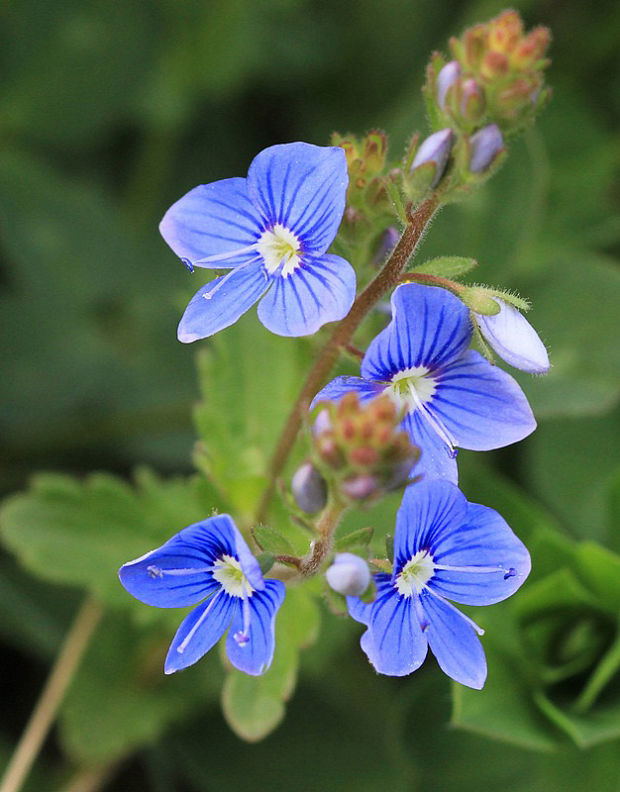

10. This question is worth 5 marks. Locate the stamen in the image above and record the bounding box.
[434,563,515,576]
[233,596,252,647]
[177,588,224,653]
[407,383,458,457]
[412,593,430,632]
[202,254,263,300]
[193,242,259,267]
[147,564,212,578]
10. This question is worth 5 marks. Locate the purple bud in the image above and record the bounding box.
[475,299,550,374]
[411,129,454,188]
[437,60,461,110]
[326,553,371,596]
[291,462,328,514]
[469,124,504,173]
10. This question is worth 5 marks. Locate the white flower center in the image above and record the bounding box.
[384,366,437,410]
[212,555,254,598]
[395,550,435,597]
[256,223,301,277]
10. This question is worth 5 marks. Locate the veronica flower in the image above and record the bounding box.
[160,142,356,341]
[347,479,531,687]
[474,298,550,374]
[119,514,285,675]
[312,284,536,483]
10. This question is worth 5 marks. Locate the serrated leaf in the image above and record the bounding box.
[412,255,478,279]
[221,587,320,741]
[0,470,219,608]
[193,312,308,519]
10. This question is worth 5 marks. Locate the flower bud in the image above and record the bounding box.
[326,553,371,596]
[410,129,453,189]
[459,78,485,123]
[311,393,420,506]
[291,462,328,514]
[475,298,550,374]
[437,60,461,110]
[469,124,504,173]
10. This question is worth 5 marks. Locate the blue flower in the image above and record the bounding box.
[119,514,285,675]
[160,142,356,341]
[312,284,536,483]
[347,479,531,687]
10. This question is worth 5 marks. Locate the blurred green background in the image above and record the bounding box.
[1,0,620,790]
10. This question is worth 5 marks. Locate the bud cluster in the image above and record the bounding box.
[311,393,420,505]
[432,11,551,134]
[331,130,392,222]
[409,11,550,197]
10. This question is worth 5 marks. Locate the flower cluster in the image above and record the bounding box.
[120,12,551,695]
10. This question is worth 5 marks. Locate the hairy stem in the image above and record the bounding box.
[256,195,440,522]
[0,598,103,792]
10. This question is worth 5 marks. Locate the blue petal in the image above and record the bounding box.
[225,581,286,675]
[257,253,355,337]
[361,285,471,381]
[164,590,236,673]
[359,589,428,676]
[177,261,269,342]
[159,178,263,268]
[421,591,487,689]
[118,514,240,607]
[430,501,531,606]
[347,573,392,625]
[401,411,459,484]
[310,376,383,411]
[246,143,348,256]
[393,479,466,572]
[231,524,265,592]
[431,349,536,450]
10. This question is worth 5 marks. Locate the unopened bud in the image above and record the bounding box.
[459,78,485,123]
[475,299,550,374]
[411,129,453,189]
[437,60,461,110]
[469,124,504,173]
[341,474,378,501]
[291,462,328,514]
[326,553,371,596]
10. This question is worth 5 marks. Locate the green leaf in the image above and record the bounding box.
[451,608,560,752]
[524,407,620,545]
[221,586,320,741]
[59,609,222,764]
[515,253,620,418]
[534,690,620,749]
[0,470,219,608]
[193,312,309,520]
[335,525,374,552]
[251,523,295,555]
[412,255,478,279]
